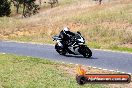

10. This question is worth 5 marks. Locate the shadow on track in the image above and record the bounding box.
[64,54,98,59]
[90,57,98,59]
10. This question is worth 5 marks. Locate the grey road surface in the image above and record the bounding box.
[0,41,132,73]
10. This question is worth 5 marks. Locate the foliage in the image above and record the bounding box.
[0,54,103,88]
[0,0,11,17]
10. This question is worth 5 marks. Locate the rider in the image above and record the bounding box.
[59,27,75,50]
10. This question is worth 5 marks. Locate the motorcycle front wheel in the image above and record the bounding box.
[55,43,67,55]
[79,45,92,58]
[83,48,92,58]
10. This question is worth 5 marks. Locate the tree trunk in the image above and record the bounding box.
[99,0,102,5]
[55,0,58,4]
[10,0,20,13]
[39,0,41,5]
[22,1,26,17]
[16,2,20,13]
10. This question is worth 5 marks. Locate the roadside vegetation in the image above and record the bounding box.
[0,54,131,88]
[0,0,11,17]
[0,0,132,52]
[0,54,104,88]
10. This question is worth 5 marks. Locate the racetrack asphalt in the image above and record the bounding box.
[0,41,132,73]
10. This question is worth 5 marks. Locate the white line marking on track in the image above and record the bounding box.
[66,63,132,74]
[98,68,102,70]
[128,73,132,75]
[62,62,65,64]
[102,69,108,71]
[93,67,97,69]
[116,71,120,73]
[121,72,125,74]
[69,63,73,65]
[109,70,115,72]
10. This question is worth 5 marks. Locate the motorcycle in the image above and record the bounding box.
[52,31,92,58]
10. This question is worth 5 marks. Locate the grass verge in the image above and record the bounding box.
[0,54,104,88]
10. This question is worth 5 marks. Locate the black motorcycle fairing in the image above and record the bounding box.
[55,42,76,55]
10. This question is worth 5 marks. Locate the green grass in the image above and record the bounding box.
[73,4,132,24]
[60,0,80,5]
[0,17,22,30]
[109,45,132,53]
[86,26,131,44]
[0,54,104,88]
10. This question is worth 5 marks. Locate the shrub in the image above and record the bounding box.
[0,0,11,17]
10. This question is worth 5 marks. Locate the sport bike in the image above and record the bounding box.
[52,31,92,58]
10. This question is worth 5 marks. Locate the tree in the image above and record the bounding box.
[39,0,41,5]
[11,0,23,13]
[23,0,40,17]
[0,0,11,17]
[99,0,102,5]
[48,0,59,8]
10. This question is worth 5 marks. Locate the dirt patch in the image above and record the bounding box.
[58,65,119,76]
